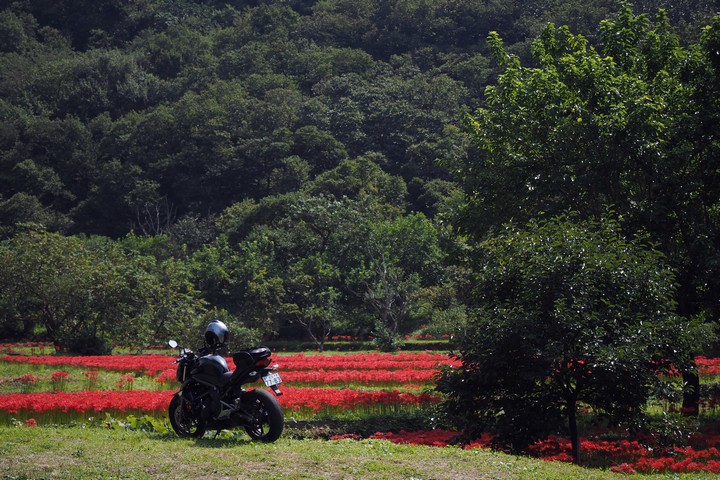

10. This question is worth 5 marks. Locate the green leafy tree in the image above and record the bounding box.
[454,8,720,324]
[235,234,291,336]
[208,193,361,338]
[110,247,207,349]
[347,212,445,350]
[2,115,94,224]
[71,159,161,237]
[0,10,32,54]
[0,193,71,238]
[285,254,340,351]
[0,228,206,351]
[190,229,292,337]
[142,24,214,80]
[305,156,408,212]
[0,229,129,352]
[437,213,709,463]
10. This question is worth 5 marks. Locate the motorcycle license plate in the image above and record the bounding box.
[262,372,282,387]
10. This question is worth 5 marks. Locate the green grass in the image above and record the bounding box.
[0,363,166,394]
[0,425,708,480]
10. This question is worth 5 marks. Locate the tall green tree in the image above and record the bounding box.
[453,6,720,324]
[285,254,340,351]
[0,228,206,351]
[0,229,128,351]
[346,212,445,350]
[437,213,709,463]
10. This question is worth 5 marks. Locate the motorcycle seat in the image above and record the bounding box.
[233,346,271,369]
[248,346,271,360]
[233,351,254,370]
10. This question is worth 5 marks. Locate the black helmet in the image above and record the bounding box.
[204,319,229,347]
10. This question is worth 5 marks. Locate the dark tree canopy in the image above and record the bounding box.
[437,213,709,462]
[454,6,720,323]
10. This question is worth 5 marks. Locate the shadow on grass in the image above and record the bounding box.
[146,430,259,448]
[146,411,438,447]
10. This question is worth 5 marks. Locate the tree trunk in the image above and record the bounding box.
[567,396,580,464]
[682,369,700,416]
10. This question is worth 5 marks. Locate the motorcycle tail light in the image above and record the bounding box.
[255,357,271,368]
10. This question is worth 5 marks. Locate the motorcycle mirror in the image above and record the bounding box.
[168,340,178,349]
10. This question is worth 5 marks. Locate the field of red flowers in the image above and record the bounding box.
[0,348,450,421]
[3,343,720,474]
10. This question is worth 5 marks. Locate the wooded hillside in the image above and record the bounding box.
[1,0,719,352]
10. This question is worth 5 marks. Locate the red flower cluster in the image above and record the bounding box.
[154,369,176,384]
[0,351,458,375]
[279,369,436,385]
[0,342,55,355]
[0,342,52,349]
[528,435,648,462]
[0,351,451,390]
[331,428,720,473]
[367,429,491,449]
[277,387,440,412]
[50,371,69,392]
[0,387,437,416]
[630,450,720,474]
[0,390,173,414]
[19,374,38,385]
[116,374,135,391]
[0,354,175,375]
[528,434,720,473]
[83,371,99,390]
[274,352,459,371]
[50,371,69,381]
[696,356,720,376]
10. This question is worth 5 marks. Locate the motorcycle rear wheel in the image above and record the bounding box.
[169,394,206,438]
[242,389,283,442]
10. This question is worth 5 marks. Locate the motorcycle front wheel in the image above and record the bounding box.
[242,389,284,442]
[169,394,206,438]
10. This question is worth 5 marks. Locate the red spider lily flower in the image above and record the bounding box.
[23,418,38,427]
[19,374,38,385]
[275,387,440,412]
[50,371,69,380]
[116,374,135,390]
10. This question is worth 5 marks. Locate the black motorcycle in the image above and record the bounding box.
[167,335,284,442]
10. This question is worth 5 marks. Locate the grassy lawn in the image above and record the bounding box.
[0,426,713,480]
[3,346,720,477]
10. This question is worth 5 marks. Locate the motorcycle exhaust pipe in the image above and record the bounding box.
[231,411,255,427]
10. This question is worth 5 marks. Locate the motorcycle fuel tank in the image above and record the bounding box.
[191,354,230,385]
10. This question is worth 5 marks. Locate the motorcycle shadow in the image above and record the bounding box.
[149,432,262,448]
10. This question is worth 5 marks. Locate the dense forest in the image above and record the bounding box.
[1,0,719,353]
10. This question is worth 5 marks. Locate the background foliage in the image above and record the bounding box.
[1,0,719,356]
